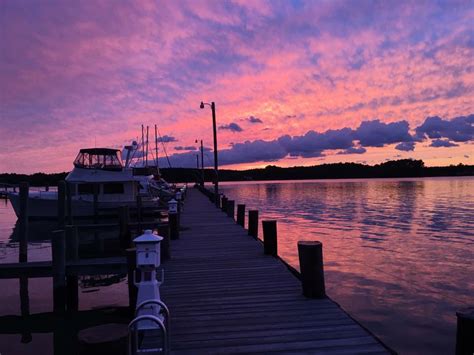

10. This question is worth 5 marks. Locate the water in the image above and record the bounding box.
[0,195,129,354]
[219,177,474,355]
[0,178,473,354]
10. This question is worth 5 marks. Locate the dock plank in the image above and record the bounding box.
[161,189,389,354]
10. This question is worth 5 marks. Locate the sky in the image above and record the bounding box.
[0,0,473,173]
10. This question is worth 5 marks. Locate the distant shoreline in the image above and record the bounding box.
[1,159,473,186]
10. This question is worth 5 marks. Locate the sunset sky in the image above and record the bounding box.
[1,0,473,173]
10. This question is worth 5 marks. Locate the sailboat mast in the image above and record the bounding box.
[141,124,145,167]
[155,124,159,172]
[146,126,149,167]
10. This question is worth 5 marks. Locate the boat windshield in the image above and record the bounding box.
[73,148,123,171]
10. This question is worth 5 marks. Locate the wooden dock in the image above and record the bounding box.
[161,189,390,354]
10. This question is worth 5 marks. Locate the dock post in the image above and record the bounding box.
[19,182,29,263]
[52,230,67,313]
[66,226,79,312]
[126,248,137,314]
[297,241,326,298]
[248,210,259,239]
[226,200,235,220]
[57,181,66,229]
[119,206,131,249]
[262,220,278,257]
[158,224,170,261]
[221,196,228,212]
[456,307,474,355]
[168,199,179,240]
[237,204,245,227]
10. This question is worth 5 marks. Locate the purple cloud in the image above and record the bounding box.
[430,139,459,148]
[220,123,243,132]
[338,147,367,155]
[175,146,196,151]
[248,116,263,123]
[353,120,413,147]
[395,141,416,151]
[415,114,474,142]
[157,135,177,143]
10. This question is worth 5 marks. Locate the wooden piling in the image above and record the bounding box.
[19,182,29,263]
[158,224,170,261]
[456,307,474,355]
[262,220,278,257]
[221,196,228,212]
[226,200,235,220]
[126,248,137,313]
[248,210,259,239]
[297,241,326,299]
[237,204,245,227]
[57,181,66,229]
[169,212,179,240]
[66,226,79,312]
[118,206,131,249]
[52,230,67,313]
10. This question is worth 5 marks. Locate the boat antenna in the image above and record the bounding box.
[146,125,149,167]
[154,124,160,172]
[157,129,172,168]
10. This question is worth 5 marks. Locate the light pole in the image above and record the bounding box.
[200,101,218,205]
[195,139,204,187]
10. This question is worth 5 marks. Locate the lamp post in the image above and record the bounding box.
[200,101,218,205]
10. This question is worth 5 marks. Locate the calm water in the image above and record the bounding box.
[0,195,129,355]
[220,177,474,355]
[0,178,473,354]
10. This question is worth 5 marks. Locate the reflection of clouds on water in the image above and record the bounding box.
[220,177,474,355]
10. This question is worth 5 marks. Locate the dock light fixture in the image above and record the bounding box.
[200,101,219,205]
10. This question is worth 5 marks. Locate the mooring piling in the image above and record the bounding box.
[119,206,131,249]
[456,307,474,355]
[221,195,228,212]
[226,200,235,220]
[126,248,137,314]
[158,224,171,261]
[52,230,66,313]
[65,225,79,312]
[57,181,66,229]
[237,204,245,227]
[19,182,29,263]
[168,199,179,240]
[262,220,278,257]
[298,241,326,299]
[248,210,259,239]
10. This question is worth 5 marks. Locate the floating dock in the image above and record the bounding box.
[161,189,390,354]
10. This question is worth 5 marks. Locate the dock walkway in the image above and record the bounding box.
[161,189,389,354]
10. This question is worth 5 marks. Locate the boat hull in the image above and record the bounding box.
[8,193,159,219]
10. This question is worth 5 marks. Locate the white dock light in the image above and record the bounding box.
[134,229,163,268]
[168,199,178,214]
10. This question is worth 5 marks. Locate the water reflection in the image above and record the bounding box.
[221,177,474,355]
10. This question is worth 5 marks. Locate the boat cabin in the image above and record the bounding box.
[67,148,139,202]
[73,148,123,171]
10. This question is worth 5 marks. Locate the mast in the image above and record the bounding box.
[146,125,149,167]
[154,124,159,173]
[141,124,145,167]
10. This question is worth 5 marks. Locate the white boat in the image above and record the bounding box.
[8,148,164,219]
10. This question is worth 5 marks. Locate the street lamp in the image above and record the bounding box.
[200,101,219,205]
[195,139,204,187]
